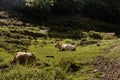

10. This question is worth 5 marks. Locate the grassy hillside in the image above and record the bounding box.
[0,10,49,52]
[0,38,120,80]
[0,7,120,80]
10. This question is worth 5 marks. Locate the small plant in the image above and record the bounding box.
[58,58,80,73]
[58,58,74,70]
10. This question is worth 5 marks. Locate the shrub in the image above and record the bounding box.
[80,40,98,46]
[63,39,73,44]
[58,58,80,73]
[88,31,103,39]
[58,58,74,70]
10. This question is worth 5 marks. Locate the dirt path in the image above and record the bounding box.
[102,43,120,54]
[93,43,120,80]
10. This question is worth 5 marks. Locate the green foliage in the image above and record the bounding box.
[0,66,67,80]
[102,0,120,23]
[81,0,112,21]
[80,40,99,46]
[25,0,54,15]
[0,0,25,8]
[88,31,103,39]
[52,0,75,14]
[1,0,120,24]
[24,0,120,24]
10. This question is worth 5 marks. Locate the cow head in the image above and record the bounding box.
[10,59,16,64]
[55,43,62,49]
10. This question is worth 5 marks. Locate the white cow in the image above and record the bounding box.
[10,52,36,65]
[55,43,76,51]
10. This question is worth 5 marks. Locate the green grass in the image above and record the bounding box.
[27,38,120,79]
[0,66,67,80]
[0,26,48,53]
[0,38,120,80]
[0,48,12,64]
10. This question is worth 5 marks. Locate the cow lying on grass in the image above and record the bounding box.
[55,43,76,51]
[10,52,36,65]
[105,32,116,39]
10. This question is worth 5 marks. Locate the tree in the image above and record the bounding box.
[51,0,86,14]
[81,0,112,21]
[26,0,54,13]
[102,0,120,23]
[0,0,25,7]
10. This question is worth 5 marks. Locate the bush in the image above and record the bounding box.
[58,58,80,73]
[88,31,103,39]
[58,58,74,71]
[63,39,73,44]
[80,40,98,46]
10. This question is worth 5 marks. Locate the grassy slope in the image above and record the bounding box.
[0,10,120,80]
[0,10,48,53]
[28,39,120,79]
[0,38,119,80]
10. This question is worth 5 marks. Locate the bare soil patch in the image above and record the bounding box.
[93,43,120,80]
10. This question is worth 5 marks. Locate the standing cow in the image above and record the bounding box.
[55,43,76,51]
[10,52,36,65]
